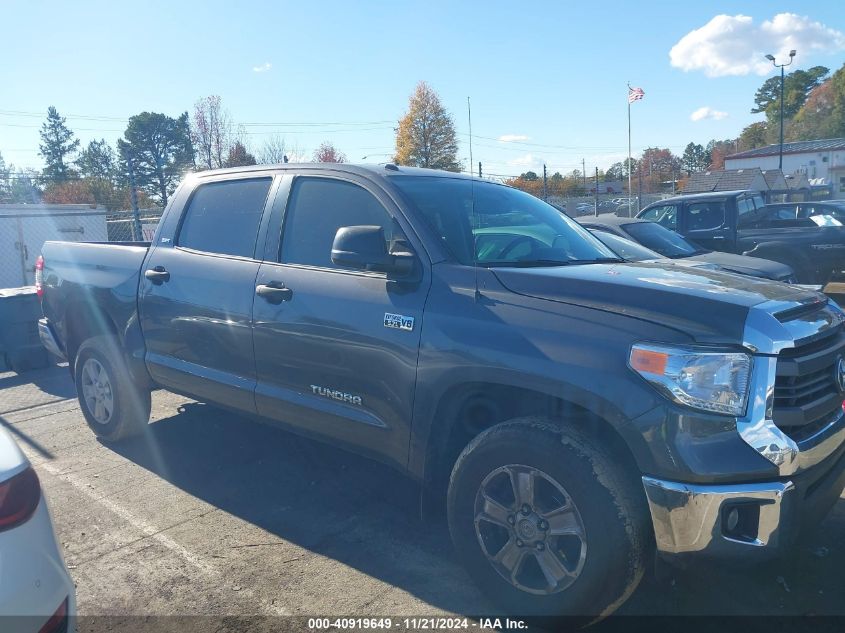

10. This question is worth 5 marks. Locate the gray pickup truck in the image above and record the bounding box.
[38,165,845,617]
[638,190,845,284]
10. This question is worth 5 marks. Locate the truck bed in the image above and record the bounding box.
[39,241,151,362]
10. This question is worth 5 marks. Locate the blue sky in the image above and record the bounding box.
[2,1,844,178]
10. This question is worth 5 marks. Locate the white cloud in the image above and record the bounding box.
[252,62,272,73]
[670,13,845,77]
[690,106,728,121]
[498,134,530,142]
[508,154,538,168]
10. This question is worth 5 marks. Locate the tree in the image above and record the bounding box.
[705,139,738,170]
[788,64,845,141]
[752,66,829,122]
[681,142,709,175]
[0,151,10,202]
[223,141,257,167]
[639,147,680,192]
[191,95,233,170]
[118,112,194,205]
[519,171,539,181]
[77,139,117,181]
[737,122,769,152]
[9,168,42,203]
[41,180,96,205]
[257,135,288,164]
[312,141,347,163]
[394,81,460,171]
[39,106,79,184]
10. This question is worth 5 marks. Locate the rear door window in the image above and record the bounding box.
[686,200,726,231]
[178,178,272,258]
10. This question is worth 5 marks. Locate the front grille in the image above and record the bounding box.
[773,329,845,443]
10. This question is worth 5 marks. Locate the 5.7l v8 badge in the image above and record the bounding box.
[384,312,415,331]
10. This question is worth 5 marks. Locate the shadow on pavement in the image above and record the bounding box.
[107,401,845,618]
[109,402,496,615]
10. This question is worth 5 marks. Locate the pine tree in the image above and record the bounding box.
[39,106,80,184]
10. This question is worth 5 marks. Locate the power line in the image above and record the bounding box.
[0,109,394,127]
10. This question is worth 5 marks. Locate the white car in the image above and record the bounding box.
[0,426,75,633]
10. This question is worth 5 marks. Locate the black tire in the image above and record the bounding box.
[447,417,650,619]
[74,335,151,442]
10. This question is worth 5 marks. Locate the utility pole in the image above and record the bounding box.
[594,167,599,217]
[127,157,141,241]
[478,162,482,178]
[543,164,547,201]
[582,158,587,192]
[637,162,643,212]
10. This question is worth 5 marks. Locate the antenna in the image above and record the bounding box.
[467,96,479,300]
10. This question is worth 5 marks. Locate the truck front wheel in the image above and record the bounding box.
[447,417,650,619]
[74,335,151,442]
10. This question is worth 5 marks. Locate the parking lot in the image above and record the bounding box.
[2,364,845,627]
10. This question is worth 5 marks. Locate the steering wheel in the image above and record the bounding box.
[497,235,538,260]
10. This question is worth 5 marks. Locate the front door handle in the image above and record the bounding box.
[256,282,293,304]
[144,266,170,284]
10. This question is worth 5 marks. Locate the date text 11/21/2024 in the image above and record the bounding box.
[306,618,528,630]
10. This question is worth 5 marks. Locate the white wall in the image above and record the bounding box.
[726,149,845,181]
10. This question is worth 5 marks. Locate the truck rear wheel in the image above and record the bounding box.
[447,417,649,619]
[74,335,151,442]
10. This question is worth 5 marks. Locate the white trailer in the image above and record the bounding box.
[0,204,108,288]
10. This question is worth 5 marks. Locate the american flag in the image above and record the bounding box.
[628,86,645,104]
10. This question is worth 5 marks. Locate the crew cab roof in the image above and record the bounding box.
[650,190,753,206]
[189,163,487,184]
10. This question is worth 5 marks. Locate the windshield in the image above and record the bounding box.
[623,221,701,258]
[392,176,618,266]
[590,230,663,261]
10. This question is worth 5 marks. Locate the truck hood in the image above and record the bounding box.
[492,261,821,344]
[683,251,793,281]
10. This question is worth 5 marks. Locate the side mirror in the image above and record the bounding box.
[331,226,415,276]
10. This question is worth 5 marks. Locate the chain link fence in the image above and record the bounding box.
[546,193,673,219]
[0,204,162,289]
[106,208,163,242]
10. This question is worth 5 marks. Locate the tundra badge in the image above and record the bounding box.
[384,312,415,331]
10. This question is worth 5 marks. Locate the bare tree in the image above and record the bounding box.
[312,141,347,163]
[257,134,287,164]
[191,95,233,170]
[285,141,308,163]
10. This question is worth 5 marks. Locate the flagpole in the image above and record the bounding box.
[627,83,633,218]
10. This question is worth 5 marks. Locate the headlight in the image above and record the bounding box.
[629,344,751,416]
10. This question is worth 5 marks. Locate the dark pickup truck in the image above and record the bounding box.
[38,165,845,617]
[638,190,845,284]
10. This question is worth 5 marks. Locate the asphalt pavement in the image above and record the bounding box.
[1,365,844,627]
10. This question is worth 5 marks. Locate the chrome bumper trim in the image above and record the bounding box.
[38,318,66,360]
[642,476,794,555]
[739,300,845,476]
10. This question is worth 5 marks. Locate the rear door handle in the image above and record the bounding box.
[144,266,170,284]
[256,282,293,304]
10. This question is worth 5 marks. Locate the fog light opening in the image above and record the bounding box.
[721,503,761,542]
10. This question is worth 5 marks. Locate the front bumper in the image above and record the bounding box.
[642,441,845,559]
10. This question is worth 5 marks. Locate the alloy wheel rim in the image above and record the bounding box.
[81,358,114,425]
[473,464,587,595]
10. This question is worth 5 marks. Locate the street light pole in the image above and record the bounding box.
[765,50,796,171]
